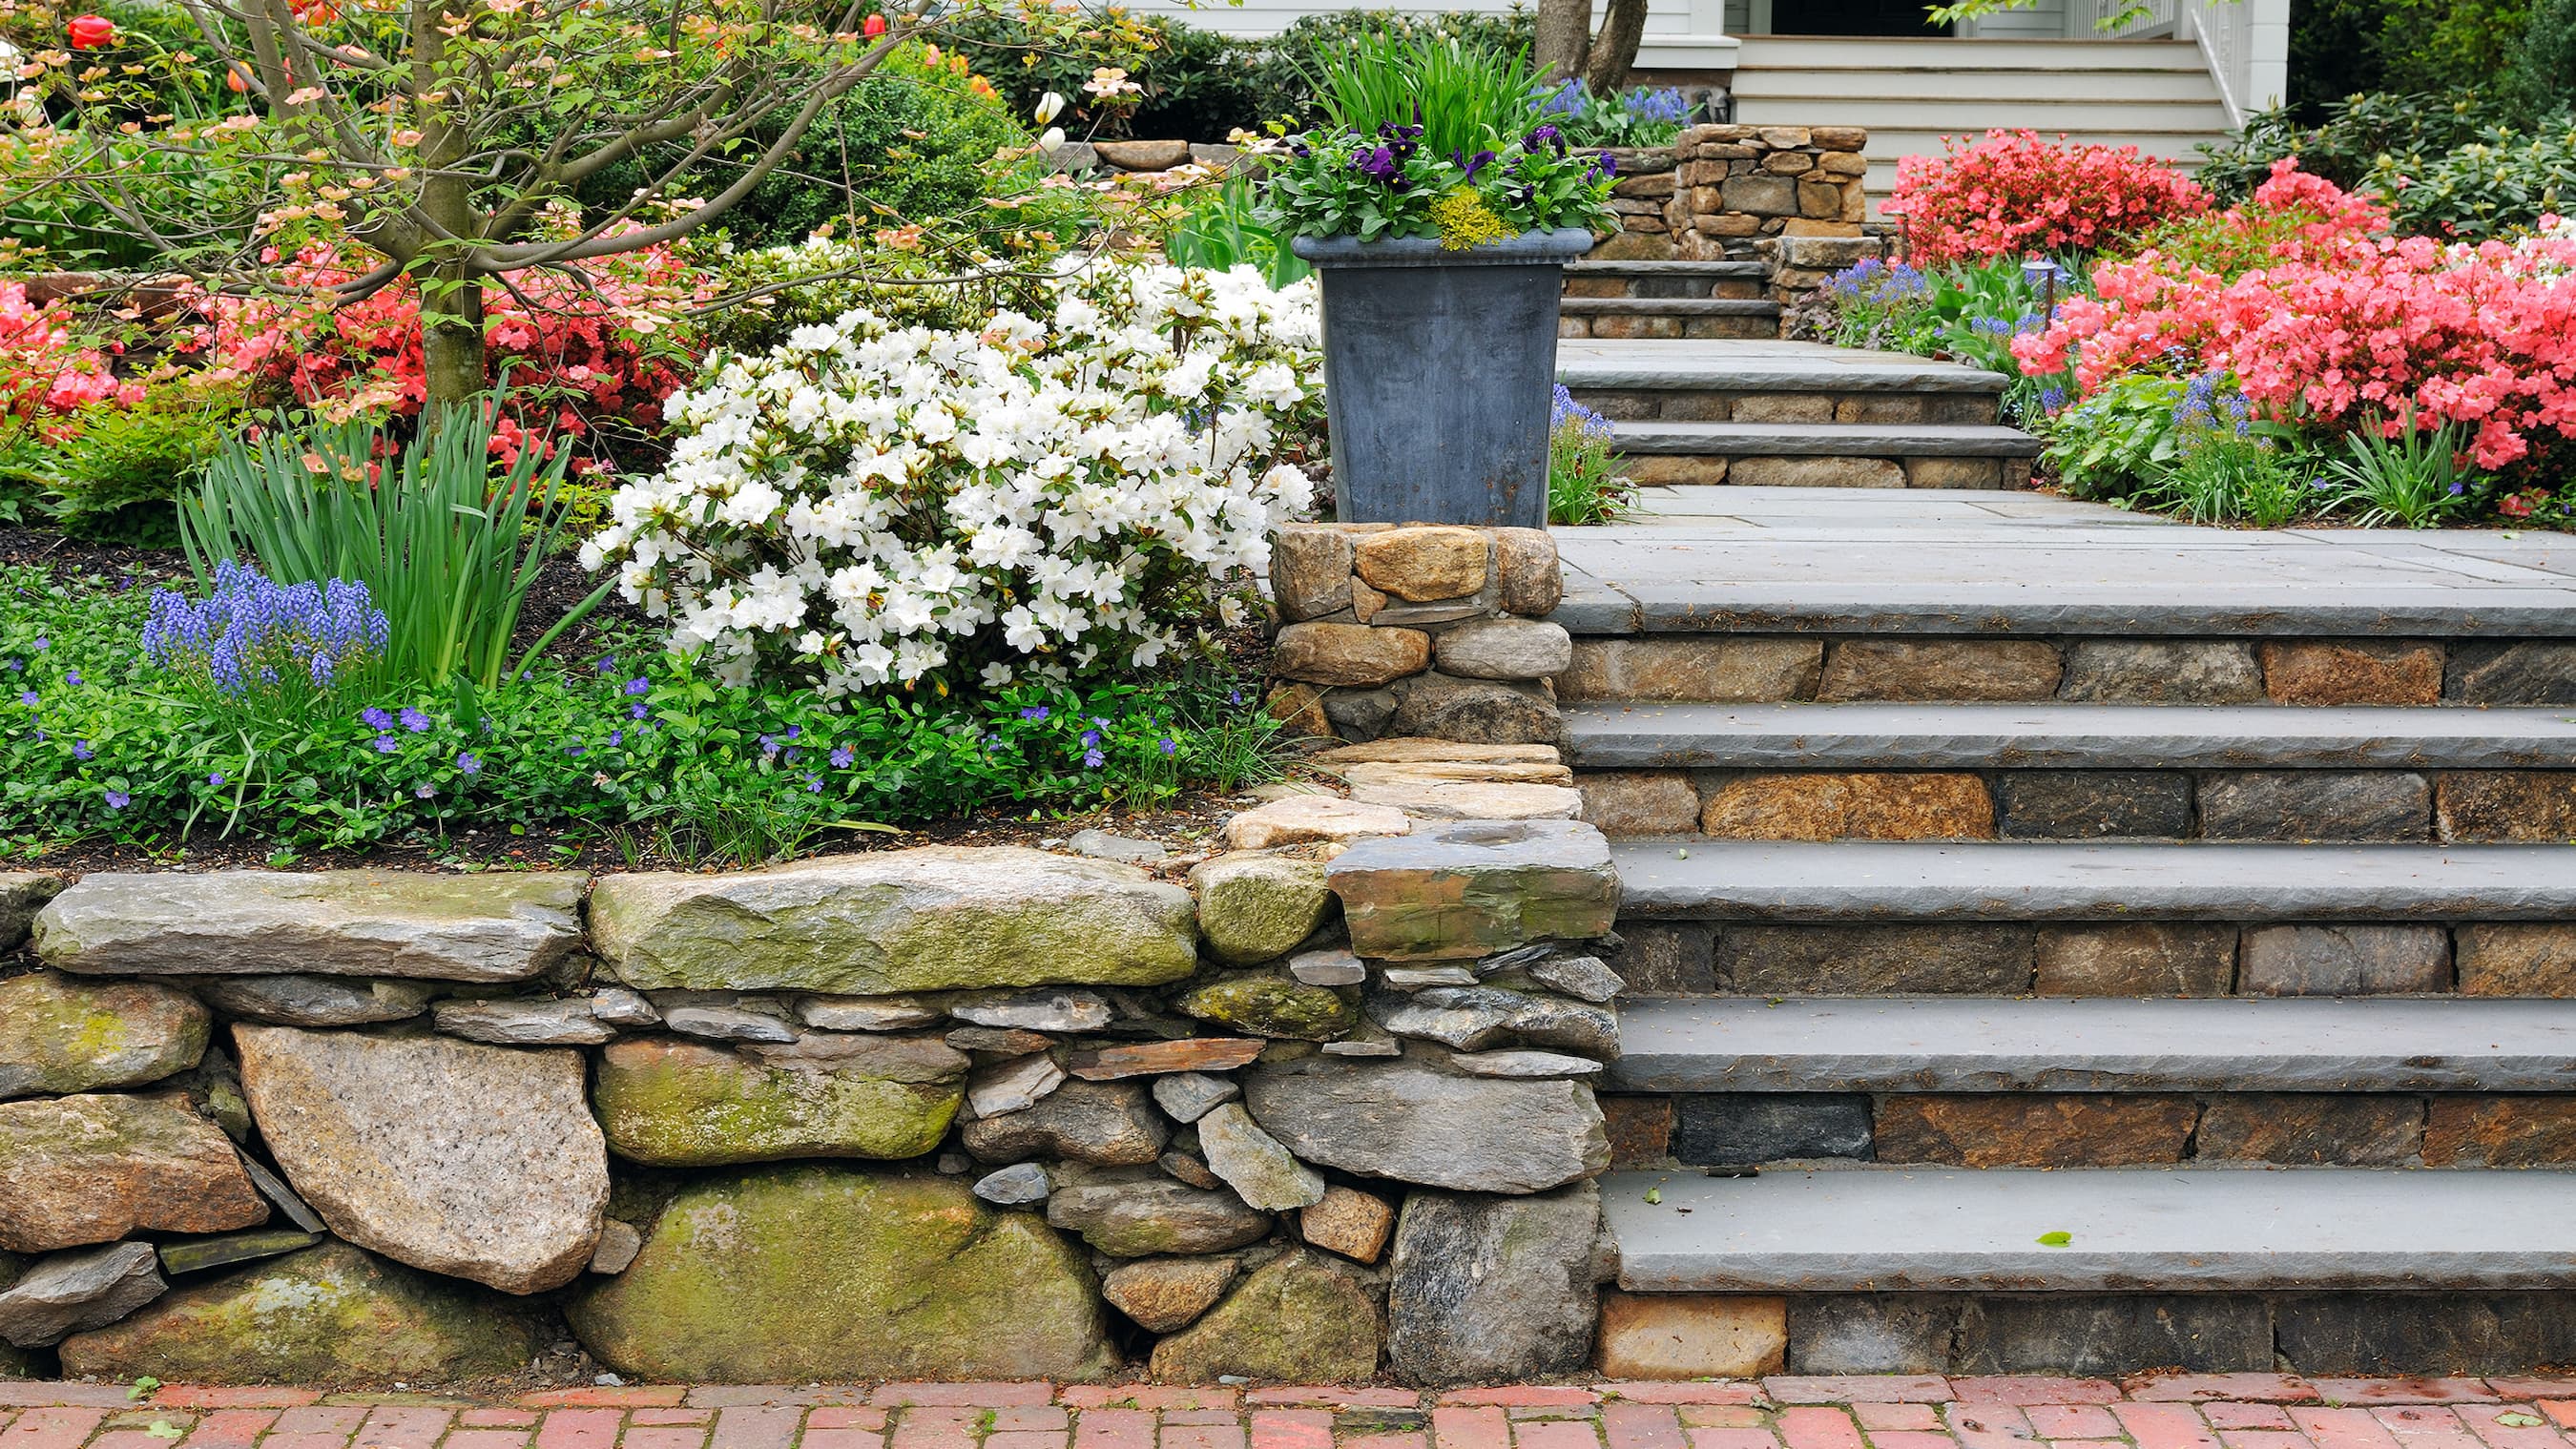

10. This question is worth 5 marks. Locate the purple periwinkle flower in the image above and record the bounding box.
[63,670,81,687]
[17,691,34,707]
[623,676,650,696]
[71,739,91,760]
[400,707,429,733]
[415,782,436,798]
[102,788,128,809]
[373,734,399,754]
[361,707,393,730]
[31,636,46,652]
[209,772,224,785]
[1080,728,1101,748]
[456,753,481,775]
[830,746,854,768]
[608,729,624,747]
[629,702,648,719]
[1019,705,1049,721]
[1082,746,1106,769]
[1159,736,1177,756]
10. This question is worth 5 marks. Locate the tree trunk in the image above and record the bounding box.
[1582,0,1650,93]
[419,271,486,413]
[409,0,483,415]
[1534,0,1592,82]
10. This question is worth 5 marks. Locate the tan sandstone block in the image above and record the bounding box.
[1596,1292,1787,1378]
[2259,640,2444,706]
[1354,527,1489,602]
[1559,637,1823,703]
[1699,773,1996,840]
[1273,623,1432,688]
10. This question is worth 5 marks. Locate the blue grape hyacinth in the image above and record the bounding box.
[140,560,390,702]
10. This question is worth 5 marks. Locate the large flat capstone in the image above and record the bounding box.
[1327,819,1619,963]
[590,848,1198,992]
[235,1027,607,1294]
[592,1035,966,1166]
[33,872,585,982]
[1243,1054,1609,1193]
[567,1165,1116,1382]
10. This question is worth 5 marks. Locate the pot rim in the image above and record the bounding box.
[1289,227,1598,268]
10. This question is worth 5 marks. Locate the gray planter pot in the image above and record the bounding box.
[1291,228,1595,528]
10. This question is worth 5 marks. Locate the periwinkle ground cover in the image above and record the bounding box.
[0,563,1278,859]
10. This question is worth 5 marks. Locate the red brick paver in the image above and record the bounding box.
[0,1377,2570,1449]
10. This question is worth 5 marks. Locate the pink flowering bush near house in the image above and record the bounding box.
[2015,161,2576,469]
[1888,128,2210,266]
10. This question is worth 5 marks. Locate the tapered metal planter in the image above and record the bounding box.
[1291,227,1594,528]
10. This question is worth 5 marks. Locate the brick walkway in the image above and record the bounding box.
[9,1378,2576,1449]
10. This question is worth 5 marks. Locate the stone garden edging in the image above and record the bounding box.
[0,767,1628,1388]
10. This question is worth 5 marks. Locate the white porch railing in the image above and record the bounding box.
[2176,0,2290,126]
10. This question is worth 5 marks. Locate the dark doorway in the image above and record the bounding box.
[1768,0,1951,35]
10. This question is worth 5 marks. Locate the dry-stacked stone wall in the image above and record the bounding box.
[0,792,1626,1388]
[1592,124,1884,301]
[1266,523,1569,747]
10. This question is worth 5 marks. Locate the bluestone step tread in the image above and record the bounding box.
[1601,1168,2576,1292]
[1610,422,2045,459]
[1558,340,2009,394]
[1560,299,1782,318]
[1563,701,2576,770]
[1609,995,2576,1093]
[1610,840,2576,921]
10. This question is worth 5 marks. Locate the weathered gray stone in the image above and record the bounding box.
[2447,641,2576,705]
[2059,641,2265,703]
[1786,1295,1957,1374]
[962,1079,1169,1166]
[1273,524,1356,622]
[1959,1294,2274,1374]
[1102,1255,1238,1333]
[235,1154,322,1233]
[1196,1103,1326,1211]
[1289,947,1367,987]
[1559,637,1822,704]
[190,975,436,1027]
[0,971,209,1099]
[967,1053,1067,1116]
[662,1004,800,1043]
[1520,954,1625,1004]
[1045,1172,1272,1256]
[0,873,63,950]
[591,848,1198,994]
[1616,924,1717,995]
[34,872,584,981]
[2274,1292,2576,1374]
[1192,854,1334,966]
[1385,1183,1601,1384]
[1819,640,2062,702]
[592,1035,966,1167]
[588,1220,643,1275]
[1674,1094,1873,1165]
[1330,819,1620,963]
[591,987,659,1027]
[950,988,1113,1033]
[156,1228,322,1277]
[2035,924,2238,997]
[1244,1055,1609,1192]
[1224,796,1411,851]
[1451,1049,1604,1078]
[1322,686,1402,741]
[793,996,939,1033]
[1504,994,1621,1058]
[1321,1023,1404,1057]
[0,1242,164,1347]
[973,1163,1052,1207]
[1067,829,1170,865]
[1714,924,2036,994]
[1381,964,1481,989]
[235,1025,606,1294]
[1387,673,1559,745]
[1147,1250,1380,1383]
[2199,772,2430,841]
[1152,1071,1241,1124]
[432,996,618,1045]
[1159,1150,1224,1190]
[0,1092,266,1252]
[1371,986,1518,1050]
[2239,925,2452,996]
[1435,618,1574,681]
[1995,773,2193,839]
[58,1241,547,1384]
[569,1165,1116,1381]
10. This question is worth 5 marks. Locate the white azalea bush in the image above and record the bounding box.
[583,261,1321,693]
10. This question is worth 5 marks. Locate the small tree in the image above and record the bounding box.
[0,0,1092,408]
[1532,0,1650,93]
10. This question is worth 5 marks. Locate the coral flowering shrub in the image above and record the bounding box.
[2015,164,2576,468]
[182,244,708,461]
[1890,129,2210,265]
[0,281,139,416]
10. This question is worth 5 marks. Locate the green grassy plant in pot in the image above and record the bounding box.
[1257,37,1617,527]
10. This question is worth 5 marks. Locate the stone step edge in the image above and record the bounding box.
[1599,1167,2576,1293]
[1560,299,1783,317]
[1558,700,2576,771]
[1543,591,2576,639]
[1605,994,2576,1093]
[1609,422,2044,459]
[1606,839,2576,921]
[1559,364,2009,396]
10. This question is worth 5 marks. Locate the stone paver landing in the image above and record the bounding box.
[9,1377,2576,1449]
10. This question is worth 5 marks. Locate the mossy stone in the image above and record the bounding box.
[1175,973,1356,1042]
[1190,854,1333,966]
[566,1164,1116,1382]
[55,1241,546,1385]
[1146,1250,1381,1382]
[592,1037,965,1167]
[0,972,210,1100]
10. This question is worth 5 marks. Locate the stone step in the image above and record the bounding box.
[1610,839,2574,921]
[1559,299,1782,342]
[1599,1167,2576,1293]
[1562,263,1773,304]
[1559,340,2008,396]
[1609,995,2576,1093]
[1612,422,2045,459]
[1562,701,2576,771]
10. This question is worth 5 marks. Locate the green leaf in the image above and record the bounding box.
[2036,1231,2073,1247]
[2496,1415,2546,1429]
[144,1423,183,1440]
[127,1377,160,1401]
[1643,1188,1662,1205]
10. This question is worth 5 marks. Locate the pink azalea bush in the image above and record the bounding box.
[2014,161,2576,468]
[1889,129,2210,266]
[0,280,141,417]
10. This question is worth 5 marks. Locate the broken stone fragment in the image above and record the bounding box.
[972,1163,1052,1207]
[1299,1185,1395,1265]
[1151,1071,1242,1124]
[950,988,1115,1033]
[587,1220,643,1276]
[1244,1054,1609,1193]
[961,1079,1169,1167]
[432,996,618,1045]
[156,1229,320,1277]
[1449,1049,1605,1079]
[795,994,945,1031]
[0,1241,165,1347]
[1067,1038,1265,1081]
[1102,1254,1240,1333]
[1045,1172,1271,1257]
[1195,1103,1326,1211]
[1288,947,1367,987]
[188,975,436,1028]
[967,1053,1068,1117]
[661,1004,800,1043]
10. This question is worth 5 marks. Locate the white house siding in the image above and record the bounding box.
[1119,0,1741,66]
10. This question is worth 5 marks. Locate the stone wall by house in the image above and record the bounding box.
[1592,124,1884,299]
[0,796,1624,1388]
[1266,524,1568,747]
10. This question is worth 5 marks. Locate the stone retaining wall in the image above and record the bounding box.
[0,784,1625,1388]
[1265,524,1568,746]
[1591,125,1883,298]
